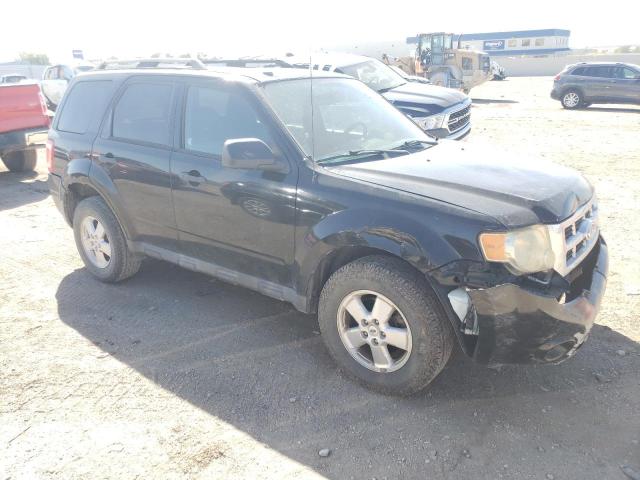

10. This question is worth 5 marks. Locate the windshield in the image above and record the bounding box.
[262,77,433,163]
[337,59,406,92]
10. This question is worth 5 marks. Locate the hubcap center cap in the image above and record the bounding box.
[367,326,379,337]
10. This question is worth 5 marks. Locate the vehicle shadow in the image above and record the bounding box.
[0,170,50,211]
[583,106,640,114]
[55,260,639,478]
[470,98,519,105]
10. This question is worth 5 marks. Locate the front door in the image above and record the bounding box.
[170,80,298,286]
[612,66,640,103]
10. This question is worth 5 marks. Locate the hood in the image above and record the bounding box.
[327,140,593,227]
[382,82,469,116]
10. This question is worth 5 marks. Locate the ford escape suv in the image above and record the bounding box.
[48,67,608,395]
[551,62,640,109]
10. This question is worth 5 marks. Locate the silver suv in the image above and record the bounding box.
[551,62,640,109]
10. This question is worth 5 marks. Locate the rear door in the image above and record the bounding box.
[170,78,297,286]
[91,76,178,250]
[581,66,614,100]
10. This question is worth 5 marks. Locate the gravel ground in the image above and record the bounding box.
[1,77,639,480]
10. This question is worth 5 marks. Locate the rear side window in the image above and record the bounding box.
[571,67,585,76]
[112,82,174,146]
[57,80,112,134]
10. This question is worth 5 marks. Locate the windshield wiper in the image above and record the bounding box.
[317,149,409,165]
[392,139,436,151]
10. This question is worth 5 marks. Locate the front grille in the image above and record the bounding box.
[548,197,599,277]
[447,105,471,132]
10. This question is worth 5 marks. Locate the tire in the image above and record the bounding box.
[318,255,455,396]
[2,150,38,172]
[561,89,583,109]
[73,196,142,283]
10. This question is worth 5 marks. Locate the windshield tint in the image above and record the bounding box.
[261,77,433,163]
[338,59,405,92]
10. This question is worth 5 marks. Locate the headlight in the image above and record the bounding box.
[415,114,446,131]
[478,225,555,274]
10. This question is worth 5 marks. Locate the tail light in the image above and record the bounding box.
[38,91,51,127]
[46,139,55,172]
[553,74,561,81]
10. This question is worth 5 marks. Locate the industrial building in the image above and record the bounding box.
[459,29,571,56]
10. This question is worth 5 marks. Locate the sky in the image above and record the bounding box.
[2,0,639,63]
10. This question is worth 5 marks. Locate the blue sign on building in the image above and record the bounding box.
[72,50,84,60]
[483,40,505,51]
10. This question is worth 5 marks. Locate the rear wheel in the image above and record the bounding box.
[2,150,38,172]
[561,90,583,109]
[318,255,455,396]
[73,196,141,283]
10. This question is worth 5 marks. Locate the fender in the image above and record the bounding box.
[295,205,486,304]
[61,156,136,241]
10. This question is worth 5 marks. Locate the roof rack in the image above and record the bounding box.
[96,58,206,70]
[201,58,292,68]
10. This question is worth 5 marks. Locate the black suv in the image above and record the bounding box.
[551,62,640,109]
[48,67,608,395]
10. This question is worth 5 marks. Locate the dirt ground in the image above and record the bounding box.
[1,77,639,480]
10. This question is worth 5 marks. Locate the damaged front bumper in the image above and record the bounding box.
[447,237,608,365]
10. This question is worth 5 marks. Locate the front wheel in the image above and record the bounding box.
[561,90,583,109]
[318,255,455,396]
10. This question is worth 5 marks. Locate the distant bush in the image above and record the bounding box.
[17,52,50,65]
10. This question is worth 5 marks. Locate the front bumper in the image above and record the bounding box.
[467,237,608,365]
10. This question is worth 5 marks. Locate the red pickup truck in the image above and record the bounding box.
[0,82,50,172]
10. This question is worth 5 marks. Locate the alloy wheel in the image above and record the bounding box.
[80,216,112,268]
[336,290,412,373]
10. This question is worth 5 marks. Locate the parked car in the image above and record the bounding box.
[0,74,28,84]
[48,67,607,395]
[41,63,94,110]
[490,61,506,81]
[551,62,640,109]
[0,82,50,171]
[281,53,471,140]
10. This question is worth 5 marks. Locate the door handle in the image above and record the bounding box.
[181,169,204,186]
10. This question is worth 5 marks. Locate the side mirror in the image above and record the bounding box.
[222,138,287,172]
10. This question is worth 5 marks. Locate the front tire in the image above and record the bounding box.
[318,255,454,396]
[2,150,38,172]
[73,196,141,283]
[561,90,583,109]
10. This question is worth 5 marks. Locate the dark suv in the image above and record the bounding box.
[48,67,608,395]
[551,62,640,109]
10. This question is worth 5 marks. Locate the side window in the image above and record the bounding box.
[183,84,274,157]
[535,38,545,47]
[620,67,638,79]
[571,67,585,76]
[461,57,473,71]
[112,82,174,146]
[521,39,530,47]
[507,39,516,48]
[57,81,112,134]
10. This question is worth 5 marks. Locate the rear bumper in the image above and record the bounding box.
[48,173,67,222]
[0,127,48,154]
[467,237,608,365]
[550,88,561,100]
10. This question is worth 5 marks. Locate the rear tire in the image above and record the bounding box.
[73,196,142,283]
[561,90,583,109]
[2,150,38,172]
[318,255,455,396]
